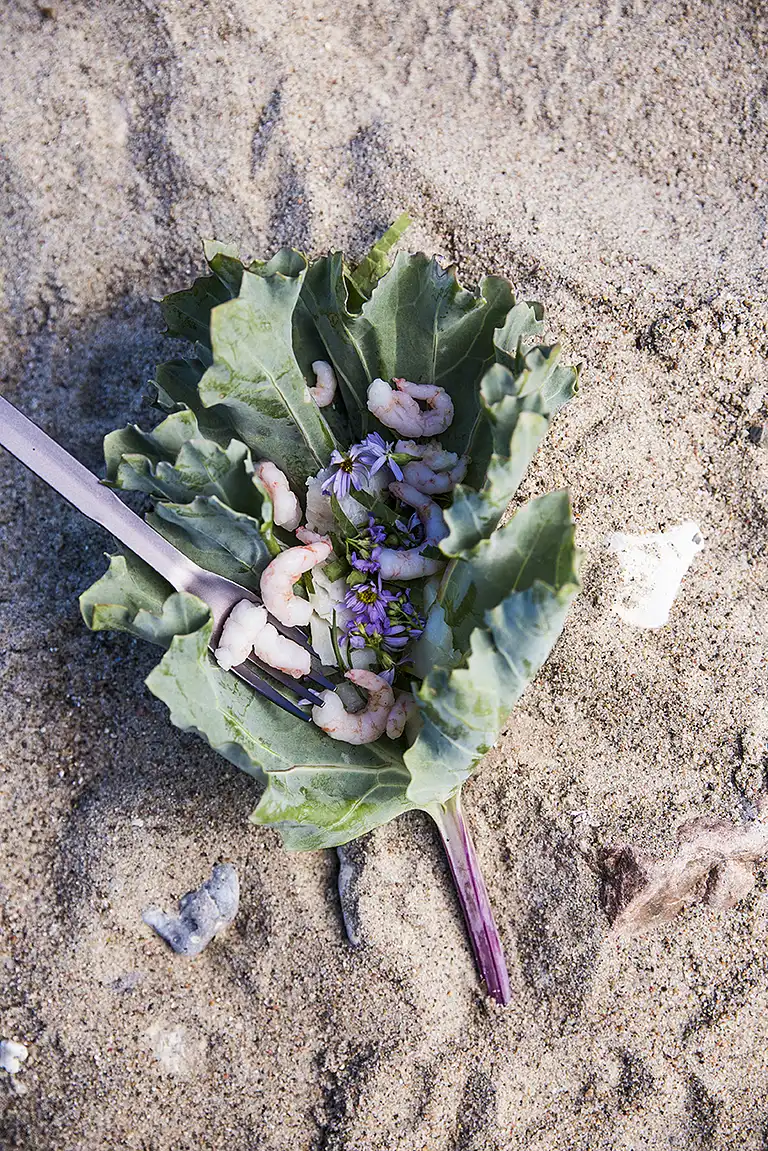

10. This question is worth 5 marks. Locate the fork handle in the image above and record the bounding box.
[0,394,197,592]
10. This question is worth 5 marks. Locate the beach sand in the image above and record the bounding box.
[1,1,767,1146]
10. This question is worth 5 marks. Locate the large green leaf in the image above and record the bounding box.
[364,256,516,453]
[147,496,272,591]
[404,579,580,806]
[301,253,515,447]
[146,623,414,845]
[402,493,581,804]
[443,323,579,557]
[197,252,335,484]
[402,492,581,805]
[346,212,412,303]
[252,761,415,850]
[105,413,263,515]
[440,490,579,650]
[79,552,209,647]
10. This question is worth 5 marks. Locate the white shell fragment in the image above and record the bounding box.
[0,1040,29,1075]
[142,863,240,958]
[606,521,704,628]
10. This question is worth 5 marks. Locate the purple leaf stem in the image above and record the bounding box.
[429,791,511,1006]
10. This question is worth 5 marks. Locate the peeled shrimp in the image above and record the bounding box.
[367,378,454,437]
[376,548,443,580]
[215,601,310,678]
[389,480,448,545]
[250,610,311,680]
[260,537,333,626]
[214,600,265,671]
[386,692,417,739]
[395,439,460,472]
[402,457,467,495]
[312,669,394,745]
[308,360,337,408]
[295,525,328,545]
[254,461,301,530]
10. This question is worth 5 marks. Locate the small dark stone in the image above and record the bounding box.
[747,425,763,445]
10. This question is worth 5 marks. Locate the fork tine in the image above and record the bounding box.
[265,617,338,690]
[271,620,314,652]
[229,660,311,721]
[304,668,338,691]
[246,656,326,708]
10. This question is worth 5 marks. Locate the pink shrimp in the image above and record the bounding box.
[254,461,301,530]
[214,601,310,678]
[214,600,265,671]
[389,480,448,544]
[311,669,394,745]
[250,614,311,680]
[295,525,329,545]
[366,378,454,437]
[386,692,417,739]
[402,457,467,495]
[308,360,338,407]
[376,548,443,580]
[260,537,333,626]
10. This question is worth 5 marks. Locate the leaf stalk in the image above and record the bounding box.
[428,792,511,1006]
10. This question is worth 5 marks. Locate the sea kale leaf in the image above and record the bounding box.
[196,250,336,484]
[403,491,581,805]
[79,551,209,648]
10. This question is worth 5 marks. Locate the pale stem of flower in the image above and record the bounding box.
[428,792,512,1006]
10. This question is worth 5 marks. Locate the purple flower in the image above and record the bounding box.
[357,432,404,481]
[348,517,388,575]
[381,621,409,651]
[394,513,425,549]
[350,550,380,575]
[344,578,397,624]
[345,621,378,650]
[366,514,387,545]
[321,445,369,499]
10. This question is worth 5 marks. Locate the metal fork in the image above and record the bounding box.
[0,394,335,721]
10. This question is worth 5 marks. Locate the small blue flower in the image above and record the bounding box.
[394,513,425,549]
[357,432,404,481]
[344,578,397,625]
[365,515,387,545]
[381,620,408,651]
[350,550,380,575]
[321,445,369,499]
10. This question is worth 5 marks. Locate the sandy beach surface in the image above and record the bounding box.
[1,1,767,1147]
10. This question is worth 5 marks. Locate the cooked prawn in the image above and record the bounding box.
[254,461,301,530]
[367,378,454,437]
[402,457,467,495]
[295,525,328,545]
[386,692,417,739]
[312,669,394,745]
[395,439,459,472]
[260,537,333,626]
[376,548,443,580]
[215,600,310,678]
[252,620,311,679]
[308,360,338,408]
[389,480,448,544]
[214,600,265,671]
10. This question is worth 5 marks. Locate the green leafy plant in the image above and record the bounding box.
[81,218,581,1003]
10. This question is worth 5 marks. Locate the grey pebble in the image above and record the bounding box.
[142,864,239,957]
